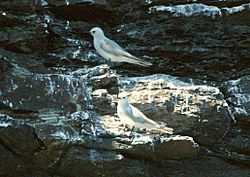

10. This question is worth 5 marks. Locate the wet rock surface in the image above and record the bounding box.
[1,0,250,176]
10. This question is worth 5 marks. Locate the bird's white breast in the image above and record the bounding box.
[117,102,135,126]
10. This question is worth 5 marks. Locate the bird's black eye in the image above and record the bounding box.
[122,96,126,99]
[92,31,95,33]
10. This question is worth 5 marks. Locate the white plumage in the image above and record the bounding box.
[117,94,173,134]
[90,27,152,67]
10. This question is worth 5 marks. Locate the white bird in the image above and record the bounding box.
[117,94,173,134]
[90,27,152,67]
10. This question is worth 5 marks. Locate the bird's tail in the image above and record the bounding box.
[136,60,153,67]
[153,121,174,134]
[124,55,153,67]
[148,126,174,135]
[161,126,174,134]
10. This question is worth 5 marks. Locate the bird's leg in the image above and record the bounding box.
[107,58,112,66]
[129,126,135,137]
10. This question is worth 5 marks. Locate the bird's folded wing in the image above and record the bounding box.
[130,104,158,126]
[100,38,141,60]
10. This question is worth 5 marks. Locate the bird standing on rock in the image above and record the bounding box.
[117,94,173,134]
[90,27,152,67]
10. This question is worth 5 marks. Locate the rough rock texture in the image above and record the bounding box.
[56,146,147,177]
[1,0,250,176]
[0,64,116,113]
[118,75,231,145]
[0,64,248,176]
[221,75,250,119]
[1,0,249,80]
[220,75,250,164]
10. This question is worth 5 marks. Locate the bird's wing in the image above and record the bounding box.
[100,37,152,66]
[100,38,139,59]
[130,104,173,133]
[118,102,134,119]
[130,104,158,126]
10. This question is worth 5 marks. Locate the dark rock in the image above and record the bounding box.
[0,49,50,74]
[0,57,12,81]
[35,124,79,141]
[0,124,44,158]
[49,2,120,26]
[228,135,250,155]
[160,155,250,177]
[0,64,116,113]
[32,141,70,171]
[0,144,22,176]
[0,1,249,81]
[0,70,89,112]
[56,146,147,177]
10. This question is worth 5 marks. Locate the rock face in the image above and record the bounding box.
[118,75,231,145]
[0,64,116,113]
[1,0,249,79]
[221,75,250,119]
[220,75,250,164]
[1,0,250,176]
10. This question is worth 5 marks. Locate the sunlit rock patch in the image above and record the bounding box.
[118,74,231,145]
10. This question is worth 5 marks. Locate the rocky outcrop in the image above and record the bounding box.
[0,64,116,113]
[0,64,200,176]
[1,0,250,176]
[220,75,250,164]
[1,1,250,80]
[117,75,232,145]
[0,62,249,176]
[221,75,250,120]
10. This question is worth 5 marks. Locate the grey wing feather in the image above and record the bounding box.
[100,38,130,57]
[124,104,135,118]
[100,37,152,67]
[130,104,158,125]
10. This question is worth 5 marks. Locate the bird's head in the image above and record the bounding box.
[118,93,129,103]
[90,27,105,38]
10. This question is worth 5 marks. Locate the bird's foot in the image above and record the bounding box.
[122,126,135,140]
